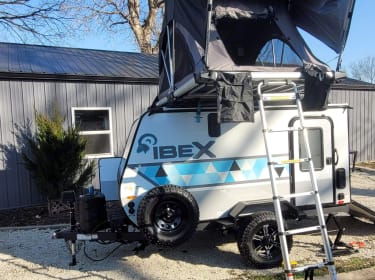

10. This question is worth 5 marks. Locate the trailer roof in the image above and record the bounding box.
[0,42,158,83]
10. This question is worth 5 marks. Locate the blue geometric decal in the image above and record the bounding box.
[253,158,267,178]
[175,162,209,175]
[212,161,233,172]
[130,156,289,187]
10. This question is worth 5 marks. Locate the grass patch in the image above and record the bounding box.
[356,161,375,169]
[230,257,375,279]
[336,257,375,273]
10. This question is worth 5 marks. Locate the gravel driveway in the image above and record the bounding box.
[0,169,374,280]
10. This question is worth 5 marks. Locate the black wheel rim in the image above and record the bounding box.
[252,224,281,261]
[153,200,184,233]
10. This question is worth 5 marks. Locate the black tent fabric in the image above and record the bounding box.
[291,0,355,54]
[216,72,254,122]
[158,0,355,121]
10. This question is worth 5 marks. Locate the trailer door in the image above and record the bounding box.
[291,118,334,206]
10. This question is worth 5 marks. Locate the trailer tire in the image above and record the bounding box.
[237,211,293,268]
[137,185,199,247]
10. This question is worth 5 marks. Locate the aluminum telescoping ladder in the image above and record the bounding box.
[256,79,337,280]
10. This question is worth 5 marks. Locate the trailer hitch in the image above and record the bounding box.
[53,191,147,265]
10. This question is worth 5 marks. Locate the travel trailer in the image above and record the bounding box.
[55,0,357,275]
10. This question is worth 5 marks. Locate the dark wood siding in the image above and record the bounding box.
[0,79,157,209]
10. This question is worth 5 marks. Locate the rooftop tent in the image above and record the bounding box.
[157,0,355,119]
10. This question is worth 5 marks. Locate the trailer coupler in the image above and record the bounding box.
[53,191,146,265]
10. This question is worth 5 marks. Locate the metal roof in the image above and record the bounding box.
[332,77,375,90]
[0,42,373,90]
[0,42,158,83]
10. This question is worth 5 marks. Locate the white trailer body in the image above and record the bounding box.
[120,105,350,225]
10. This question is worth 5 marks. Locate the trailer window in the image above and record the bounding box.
[299,128,323,171]
[72,107,113,158]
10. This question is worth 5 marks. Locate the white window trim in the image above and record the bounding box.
[72,107,114,159]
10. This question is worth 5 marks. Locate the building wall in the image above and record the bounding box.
[0,79,158,209]
[330,88,375,162]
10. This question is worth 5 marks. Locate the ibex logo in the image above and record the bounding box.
[136,133,216,159]
[137,134,157,154]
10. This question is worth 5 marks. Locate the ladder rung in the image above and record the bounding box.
[271,158,310,165]
[266,127,303,133]
[289,262,328,273]
[284,225,321,236]
[261,93,296,101]
[279,191,315,199]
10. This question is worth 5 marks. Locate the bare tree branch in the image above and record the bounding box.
[0,0,164,53]
[0,0,73,43]
[64,0,163,54]
[350,56,375,84]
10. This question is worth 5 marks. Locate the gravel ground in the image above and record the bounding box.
[0,169,374,280]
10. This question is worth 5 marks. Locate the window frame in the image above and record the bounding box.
[72,107,114,159]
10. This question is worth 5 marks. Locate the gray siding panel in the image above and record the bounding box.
[96,83,107,107]
[114,83,126,155]
[20,81,35,206]
[124,84,135,141]
[9,80,23,207]
[55,82,68,125]
[330,89,375,162]
[0,79,157,209]
[0,80,11,208]
[66,82,77,122]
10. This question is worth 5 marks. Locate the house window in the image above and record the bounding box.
[72,107,113,158]
[299,128,324,171]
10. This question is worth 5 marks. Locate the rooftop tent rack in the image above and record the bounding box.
[156,0,355,121]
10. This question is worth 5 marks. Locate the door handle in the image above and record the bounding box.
[334,148,339,165]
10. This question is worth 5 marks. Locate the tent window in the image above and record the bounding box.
[215,17,288,65]
[256,39,302,67]
[72,107,113,158]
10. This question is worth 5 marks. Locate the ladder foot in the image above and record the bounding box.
[304,268,315,280]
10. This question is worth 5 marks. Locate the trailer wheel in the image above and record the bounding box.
[137,185,199,247]
[237,211,293,268]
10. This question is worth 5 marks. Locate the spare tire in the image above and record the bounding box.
[137,185,199,247]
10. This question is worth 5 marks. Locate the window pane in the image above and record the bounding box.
[299,128,323,171]
[256,39,302,67]
[82,134,111,155]
[74,110,110,131]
